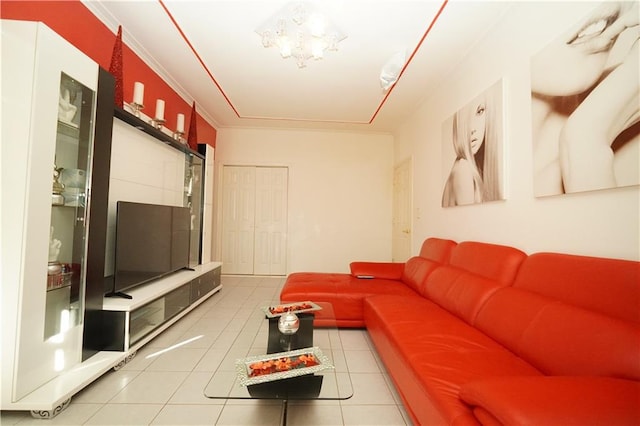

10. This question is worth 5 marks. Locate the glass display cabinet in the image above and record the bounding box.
[185,153,204,267]
[45,72,95,340]
[1,20,114,409]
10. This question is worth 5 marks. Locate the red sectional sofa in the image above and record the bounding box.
[280,238,640,425]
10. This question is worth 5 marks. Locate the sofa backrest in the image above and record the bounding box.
[421,241,527,324]
[475,252,640,380]
[418,237,457,262]
[401,238,456,294]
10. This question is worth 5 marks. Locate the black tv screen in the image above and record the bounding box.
[110,201,190,297]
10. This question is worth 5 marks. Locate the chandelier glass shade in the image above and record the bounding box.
[256,1,347,68]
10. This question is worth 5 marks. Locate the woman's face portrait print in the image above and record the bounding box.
[441,80,504,208]
[531,1,639,197]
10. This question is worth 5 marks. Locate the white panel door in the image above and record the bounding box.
[221,166,288,275]
[392,158,412,262]
[221,166,256,274]
[254,167,288,275]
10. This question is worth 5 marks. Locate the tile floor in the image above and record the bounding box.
[1,275,412,425]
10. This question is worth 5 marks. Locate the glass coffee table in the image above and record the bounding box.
[204,301,353,425]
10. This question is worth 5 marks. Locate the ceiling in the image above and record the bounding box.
[83,0,514,133]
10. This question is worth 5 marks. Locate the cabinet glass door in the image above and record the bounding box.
[184,154,203,267]
[8,20,103,402]
[45,72,95,340]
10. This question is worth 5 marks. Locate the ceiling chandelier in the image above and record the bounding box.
[256,1,347,69]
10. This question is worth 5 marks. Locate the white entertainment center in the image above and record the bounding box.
[101,262,222,355]
[1,20,222,418]
[10,263,222,417]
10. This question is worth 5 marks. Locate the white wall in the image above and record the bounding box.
[213,127,394,273]
[395,2,639,261]
[105,118,186,275]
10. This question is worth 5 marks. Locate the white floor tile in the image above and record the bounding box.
[150,404,223,425]
[169,372,225,405]
[341,404,408,425]
[193,349,229,372]
[84,403,164,425]
[0,410,31,425]
[73,370,142,403]
[344,350,382,373]
[215,402,282,425]
[287,403,344,425]
[12,403,103,425]
[109,371,189,404]
[145,347,208,372]
[7,275,411,425]
[338,330,371,350]
[341,373,397,406]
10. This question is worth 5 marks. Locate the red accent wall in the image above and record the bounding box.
[1,0,217,147]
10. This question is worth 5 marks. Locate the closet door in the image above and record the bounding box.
[221,166,288,275]
[254,167,288,275]
[221,166,256,275]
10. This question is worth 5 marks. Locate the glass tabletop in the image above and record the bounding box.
[204,301,353,401]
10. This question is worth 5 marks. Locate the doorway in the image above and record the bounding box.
[221,166,288,275]
[392,158,412,262]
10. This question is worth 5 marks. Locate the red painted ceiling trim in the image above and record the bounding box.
[158,0,449,127]
[368,0,449,124]
[158,0,241,118]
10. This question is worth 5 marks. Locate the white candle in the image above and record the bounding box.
[176,113,185,133]
[155,99,165,120]
[133,82,144,105]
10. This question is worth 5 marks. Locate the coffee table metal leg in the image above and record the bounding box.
[280,399,288,426]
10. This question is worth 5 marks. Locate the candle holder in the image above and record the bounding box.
[150,118,165,130]
[173,130,185,143]
[130,102,144,118]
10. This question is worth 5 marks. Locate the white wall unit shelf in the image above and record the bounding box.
[101,262,222,352]
[2,20,220,417]
[2,263,221,414]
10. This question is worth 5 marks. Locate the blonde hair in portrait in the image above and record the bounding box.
[442,81,503,207]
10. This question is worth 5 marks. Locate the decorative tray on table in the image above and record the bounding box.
[261,301,322,318]
[235,346,333,386]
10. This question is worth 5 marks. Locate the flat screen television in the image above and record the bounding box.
[108,201,191,298]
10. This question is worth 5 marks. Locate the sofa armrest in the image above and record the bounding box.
[349,262,404,280]
[459,376,640,426]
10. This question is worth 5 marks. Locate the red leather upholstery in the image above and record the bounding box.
[281,237,456,328]
[363,241,533,425]
[510,252,640,323]
[279,239,640,426]
[474,253,640,380]
[423,241,526,323]
[349,261,404,279]
[459,377,640,425]
[418,237,457,261]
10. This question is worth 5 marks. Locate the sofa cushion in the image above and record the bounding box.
[280,273,419,327]
[511,252,640,323]
[280,272,352,326]
[423,241,527,324]
[449,241,526,285]
[364,295,541,425]
[333,278,418,322]
[418,237,457,262]
[400,256,442,294]
[349,261,404,279]
[475,252,640,379]
[459,376,640,426]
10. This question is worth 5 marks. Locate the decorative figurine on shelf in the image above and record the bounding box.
[48,226,62,263]
[52,165,65,205]
[58,85,78,125]
[47,227,63,286]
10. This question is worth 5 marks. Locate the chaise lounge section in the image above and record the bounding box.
[280,238,640,425]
